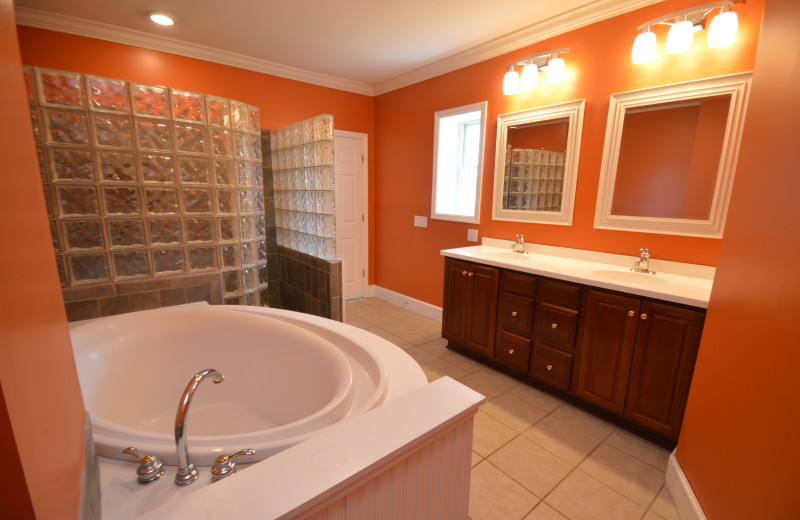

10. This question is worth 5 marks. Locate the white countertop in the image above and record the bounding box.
[441,238,715,308]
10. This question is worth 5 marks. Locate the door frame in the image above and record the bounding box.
[333,129,369,300]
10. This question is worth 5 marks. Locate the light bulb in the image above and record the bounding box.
[520,63,539,90]
[503,70,520,95]
[546,57,565,85]
[666,20,694,54]
[149,12,174,26]
[632,30,657,64]
[708,10,738,48]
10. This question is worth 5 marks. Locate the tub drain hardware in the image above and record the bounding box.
[211,449,257,481]
[122,447,165,484]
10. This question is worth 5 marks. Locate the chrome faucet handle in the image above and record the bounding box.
[639,248,650,258]
[123,447,165,484]
[211,449,256,482]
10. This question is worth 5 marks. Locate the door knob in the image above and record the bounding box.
[511,311,518,317]
[551,323,558,329]
[628,310,635,317]
[546,364,553,371]
[508,349,515,355]
[641,313,648,320]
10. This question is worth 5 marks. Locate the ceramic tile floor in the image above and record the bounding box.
[344,297,680,520]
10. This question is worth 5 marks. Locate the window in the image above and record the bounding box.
[431,102,487,223]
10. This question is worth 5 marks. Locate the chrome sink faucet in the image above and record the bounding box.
[631,248,655,274]
[174,368,225,486]
[511,234,528,254]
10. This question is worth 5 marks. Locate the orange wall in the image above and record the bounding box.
[373,0,764,306]
[0,2,85,518]
[507,120,569,151]
[676,0,800,517]
[15,25,378,276]
[612,104,699,218]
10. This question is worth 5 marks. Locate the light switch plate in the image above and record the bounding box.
[467,229,478,242]
[414,216,428,228]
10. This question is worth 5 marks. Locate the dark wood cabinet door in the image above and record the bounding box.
[464,264,499,357]
[442,259,470,343]
[576,290,641,414]
[624,301,705,439]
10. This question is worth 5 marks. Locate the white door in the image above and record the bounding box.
[334,131,367,301]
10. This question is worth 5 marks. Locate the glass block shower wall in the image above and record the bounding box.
[271,115,336,260]
[24,66,268,308]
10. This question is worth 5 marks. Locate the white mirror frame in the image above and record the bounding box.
[594,73,752,238]
[492,99,585,225]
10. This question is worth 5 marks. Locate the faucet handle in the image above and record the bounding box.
[639,248,650,257]
[211,449,256,482]
[123,447,165,484]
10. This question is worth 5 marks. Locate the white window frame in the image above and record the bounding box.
[431,101,488,224]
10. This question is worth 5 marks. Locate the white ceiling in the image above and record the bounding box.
[14,0,660,95]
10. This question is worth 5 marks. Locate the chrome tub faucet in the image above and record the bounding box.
[511,234,528,254]
[174,368,225,486]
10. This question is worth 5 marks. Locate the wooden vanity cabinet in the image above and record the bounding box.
[442,258,499,359]
[530,279,582,391]
[494,271,537,372]
[576,289,704,439]
[442,257,706,443]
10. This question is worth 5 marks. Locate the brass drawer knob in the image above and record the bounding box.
[641,313,648,320]
[546,364,553,371]
[462,270,468,276]
[508,349,515,355]
[468,272,474,277]
[551,323,558,329]
[628,310,635,317]
[511,311,518,317]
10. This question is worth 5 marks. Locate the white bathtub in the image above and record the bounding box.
[69,304,427,466]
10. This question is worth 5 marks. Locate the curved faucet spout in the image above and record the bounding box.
[174,368,224,486]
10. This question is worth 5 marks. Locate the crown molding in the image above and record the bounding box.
[13,6,375,96]
[371,0,662,95]
[15,1,660,98]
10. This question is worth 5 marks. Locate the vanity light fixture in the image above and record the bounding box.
[632,1,740,64]
[502,48,569,96]
[148,11,175,26]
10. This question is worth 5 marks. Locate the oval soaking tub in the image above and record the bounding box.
[69,304,426,466]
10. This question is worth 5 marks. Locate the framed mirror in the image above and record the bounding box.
[492,100,585,225]
[594,73,752,238]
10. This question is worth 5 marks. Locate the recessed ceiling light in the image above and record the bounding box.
[149,12,174,26]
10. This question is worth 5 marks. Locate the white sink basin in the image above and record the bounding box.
[591,269,667,285]
[481,251,532,262]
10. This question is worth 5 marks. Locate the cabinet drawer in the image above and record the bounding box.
[495,331,531,372]
[536,302,579,351]
[501,271,537,297]
[499,293,535,336]
[530,343,573,390]
[538,278,581,310]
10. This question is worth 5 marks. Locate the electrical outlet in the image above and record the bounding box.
[467,229,478,242]
[414,216,427,228]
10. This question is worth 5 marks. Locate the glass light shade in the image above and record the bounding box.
[666,20,694,54]
[546,58,565,85]
[520,64,539,90]
[503,70,520,95]
[149,13,174,25]
[632,31,657,64]
[708,10,738,48]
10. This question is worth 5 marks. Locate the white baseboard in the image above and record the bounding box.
[368,285,443,321]
[666,450,707,520]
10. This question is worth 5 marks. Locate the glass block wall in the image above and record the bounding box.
[24,66,267,307]
[271,115,337,260]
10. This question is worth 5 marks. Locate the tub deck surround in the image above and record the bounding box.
[442,237,715,308]
[131,376,483,520]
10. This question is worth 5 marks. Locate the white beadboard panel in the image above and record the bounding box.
[297,417,475,519]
